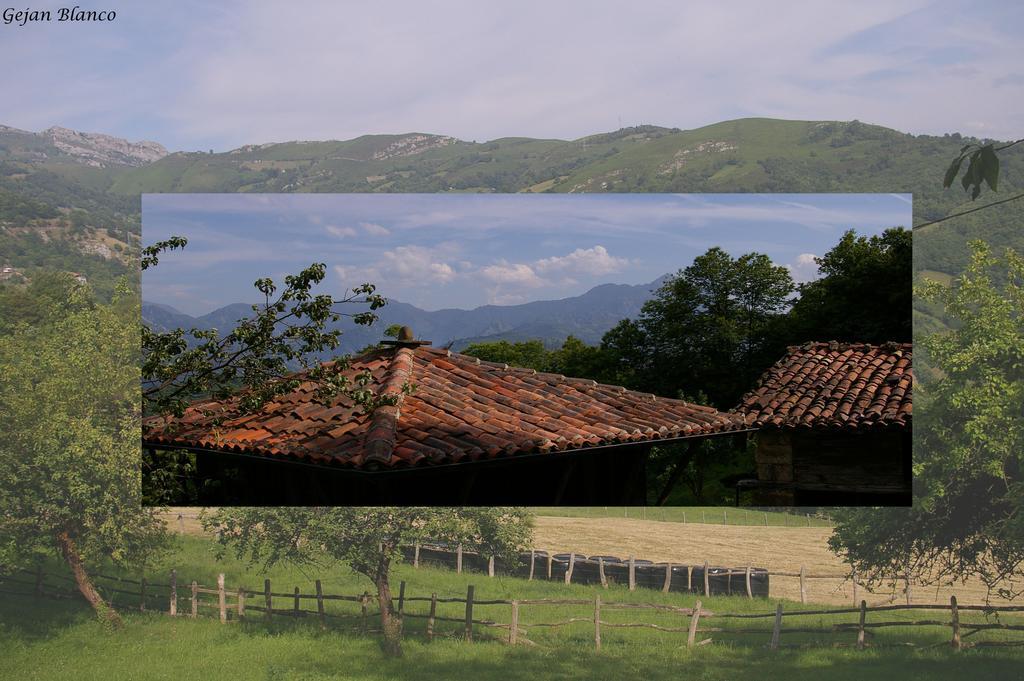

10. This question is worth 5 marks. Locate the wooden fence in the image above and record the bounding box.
[3,567,1022,651]
[407,543,926,606]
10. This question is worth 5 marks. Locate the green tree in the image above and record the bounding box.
[0,270,86,334]
[624,247,794,407]
[461,339,551,371]
[787,227,911,343]
[829,241,1023,598]
[0,281,168,627]
[203,507,533,656]
[141,238,387,417]
[140,237,394,503]
[548,335,610,380]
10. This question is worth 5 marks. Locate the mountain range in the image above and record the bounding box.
[143,276,667,354]
[3,116,1022,338]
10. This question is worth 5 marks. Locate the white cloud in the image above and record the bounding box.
[535,245,630,275]
[334,244,456,288]
[325,225,357,238]
[361,222,391,236]
[787,252,820,282]
[477,262,544,287]
[11,1,1024,149]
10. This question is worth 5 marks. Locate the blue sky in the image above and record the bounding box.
[1,1,1022,148]
[142,193,911,314]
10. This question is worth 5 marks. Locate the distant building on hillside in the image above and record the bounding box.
[736,341,912,506]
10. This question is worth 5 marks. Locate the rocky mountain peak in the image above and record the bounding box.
[40,126,168,167]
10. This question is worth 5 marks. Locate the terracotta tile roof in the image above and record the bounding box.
[143,342,747,470]
[736,341,912,431]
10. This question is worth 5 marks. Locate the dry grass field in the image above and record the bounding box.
[530,516,1010,606]
[158,509,1013,606]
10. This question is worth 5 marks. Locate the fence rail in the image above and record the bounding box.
[405,543,930,606]
[3,566,1022,652]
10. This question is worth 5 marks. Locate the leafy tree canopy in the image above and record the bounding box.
[204,507,533,656]
[620,247,795,407]
[0,280,169,626]
[788,228,911,344]
[830,241,1024,599]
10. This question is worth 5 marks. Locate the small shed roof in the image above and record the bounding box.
[144,337,747,470]
[735,341,912,431]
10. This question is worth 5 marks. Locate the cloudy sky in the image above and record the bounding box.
[2,1,1021,149]
[142,193,911,314]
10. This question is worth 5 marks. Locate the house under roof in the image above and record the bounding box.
[734,341,912,506]
[144,327,750,505]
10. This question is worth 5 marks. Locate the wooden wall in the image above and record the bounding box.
[753,429,911,506]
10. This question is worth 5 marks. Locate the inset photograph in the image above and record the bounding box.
[141,193,911,505]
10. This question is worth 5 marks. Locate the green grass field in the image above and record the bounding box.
[1,535,1022,680]
[532,507,834,527]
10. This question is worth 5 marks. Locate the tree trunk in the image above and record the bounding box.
[375,573,402,657]
[55,531,121,628]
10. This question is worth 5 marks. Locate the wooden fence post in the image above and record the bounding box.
[398,581,406,618]
[799,565,807,604]
[456,544,463,574]
[510,600,519,645]
[427,593,437,641]
[293,586,300,616]
[169,569,177,617]
[315,580,325,630]
[140,577,147,612]
[950,595,960,650]
[770,602,783,650]
[361,592,369,633]
[528,550,535,581]
[264,578,272,622]
[488,556,495,578]
[594,595,601,651]
[237,586,245,619]
[598,558,608,589]
[413,543,420,569]
[687,565,693,592]
[687,600,702,648]
[218,574,227,623]
[547,552,553,580]
[464,585,475,641]
[565,552,576,585]
[745,566,752,599]
[663,563,673,593]
[857,600,867,650]
[628,556,636,591]
[33,564,43,599]
[852,571,858,606]
[703,560,710,597]
[190,580,198,619]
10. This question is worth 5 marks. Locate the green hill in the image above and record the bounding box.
[3,117,1022,316]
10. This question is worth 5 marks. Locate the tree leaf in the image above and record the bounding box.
[980,144,1000,192]
[944,154,967,188]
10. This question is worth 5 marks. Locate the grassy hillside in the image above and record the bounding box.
[104,117,1024,281]
[1,534,1021,681]
[4,116,1023,324]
